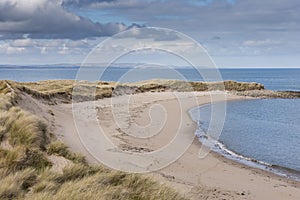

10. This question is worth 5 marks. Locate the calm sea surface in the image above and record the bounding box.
[1,66,300,178]
[193,99,300,179]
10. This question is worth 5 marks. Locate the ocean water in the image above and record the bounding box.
[0,66,299,91]
[193,99,300,180]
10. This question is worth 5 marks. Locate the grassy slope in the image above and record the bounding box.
[0,81,184,200]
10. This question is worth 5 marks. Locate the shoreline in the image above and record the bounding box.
[49,91,300,199]
[189,103,300,183]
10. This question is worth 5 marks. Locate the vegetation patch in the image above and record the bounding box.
[47,141,86,164]
[0,84,185,200]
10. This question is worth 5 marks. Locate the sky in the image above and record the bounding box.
[0,0,300,68]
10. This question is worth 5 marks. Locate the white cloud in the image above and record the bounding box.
[40,46,47,54]
[11,39,33,47]
[243,39,282,47]
[58,44,69,54]
[6,46,25,54]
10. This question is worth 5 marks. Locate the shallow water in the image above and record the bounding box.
[193,99,300,179]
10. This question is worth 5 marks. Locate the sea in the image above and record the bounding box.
[190,99,300,181]
[1,66,300,180]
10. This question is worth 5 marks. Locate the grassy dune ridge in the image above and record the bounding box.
[5,79,264,103]
[0,80,185,200]
[15,79,300,101]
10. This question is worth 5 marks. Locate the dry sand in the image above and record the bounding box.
[50,91,300,200]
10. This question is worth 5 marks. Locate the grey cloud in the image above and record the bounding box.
[80,0,300,56]
[0,1,24,22]
[62,0,147,9]
[0,0,140,40]
[62,0,115,7]
[76,0,300,33]
[211,36,221,40]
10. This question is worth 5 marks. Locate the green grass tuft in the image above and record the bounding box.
[54,164,100,183]
[47,141,86,164]
[8,115,48,149]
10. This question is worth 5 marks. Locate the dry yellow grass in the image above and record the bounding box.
[13,80,115,103]
[24,167,184,200]
[4,79,265,104]
[125,79,264,92]
[0,81,12,95]
[47,141,86,164]
[0,168,36,200]
[0,107,49,150]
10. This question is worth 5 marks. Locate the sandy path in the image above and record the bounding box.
[52,92,300,200]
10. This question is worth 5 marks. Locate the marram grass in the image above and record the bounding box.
[0,83,185,200]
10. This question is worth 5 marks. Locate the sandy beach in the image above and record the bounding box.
[44,91,300,200]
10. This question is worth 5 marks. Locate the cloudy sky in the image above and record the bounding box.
[0,0,299,67]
